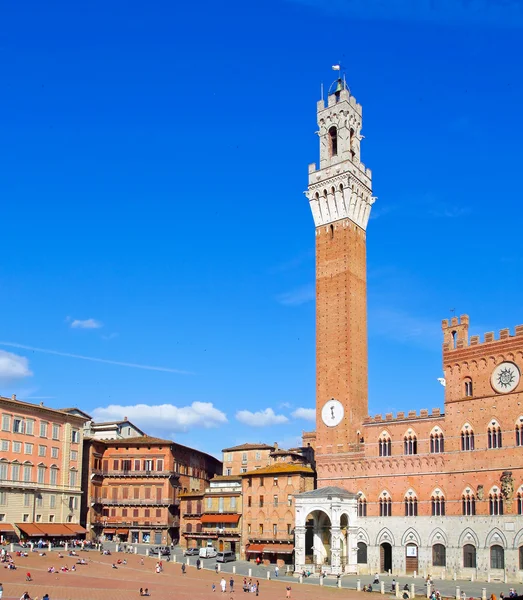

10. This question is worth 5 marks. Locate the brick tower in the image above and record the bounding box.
[307,77,375,462]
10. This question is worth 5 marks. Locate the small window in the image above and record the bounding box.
[273,477,278,486]
[357,542,368,564]
[463,544,476,568]
[464,379,473,397]
[71,429,79,443]
[404,435,417,455]
[13,418,25,434]
[1,415,11,431]
[462,494,476,516]
[329,126,338,157]
[379,495,392,517]
[379,436,392,457]
[430,432,444,454]
[273,494,278,507]
[287,495,292,507]
[39,422,48,438]
[461,428,475,451]
[49,514,55,522]
[51,447,59,459]
[358,497,367,517]
[489,492,504,515]
[488,424,502,449]
[52,424,60,440]
[255,452,261,460]
[490,545,505,569]
[259,495,264,508]
[431,494,445,516]
[273,523,277,536]
[404,496,418,516]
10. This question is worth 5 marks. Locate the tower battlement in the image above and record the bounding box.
[442,314,523,352]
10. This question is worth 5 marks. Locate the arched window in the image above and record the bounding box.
[461,425,475,451]
[489,490,504,515]
[431,492,445,516]
[404,492,418,517]
[379,492,392,517]
[186,523,192,533]
[404,434,417,455]
[463,544,476,568]
[464,378,473,397]
[490,545,505,569]
[329,127,338,157]
[462,491,476,516]
[432,544,446,567]
[519,546,523,570]
[187,501,193,514]
[195,523,202,533]
[379,432,392,457]
[357,542,368,564]
[488,421,503,449]
[430,429,444,454]
[516,422,523,447]
[358,495,367,517]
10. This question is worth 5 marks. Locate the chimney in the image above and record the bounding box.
[274,442,278,450]
[124,416,128,421]
[11,394,16,401]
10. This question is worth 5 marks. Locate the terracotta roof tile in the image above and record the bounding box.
[222,443,275,452]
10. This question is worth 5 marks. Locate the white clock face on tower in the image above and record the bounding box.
[491,362,520,394]
[321,399,344,427]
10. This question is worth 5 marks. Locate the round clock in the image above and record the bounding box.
[491,362,520,394]
[321,399,344,427]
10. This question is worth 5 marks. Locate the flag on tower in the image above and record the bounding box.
[332,64,341,71]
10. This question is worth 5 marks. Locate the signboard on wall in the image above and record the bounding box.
[406,546,418,557]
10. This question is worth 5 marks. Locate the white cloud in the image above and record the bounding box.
[236,408,289,427]
[291,407,316,422]
[0,351,33,380]
[91,402,227,433]
[70,318,103,329]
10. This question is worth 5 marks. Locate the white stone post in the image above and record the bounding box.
[381,581,385,595]
[338,578,342,588]
[356,579,361,591]
[233,566,236,574]
[414,571,417,579]
[48,542,51,551]
[146,548,150,556]
[320,576,323,586]
[410,583,415,598]
[64,542,68,551]
[30,542,34,551]
[427,583,431,598]
[453,572,457,581]
[10,543,13,552]
[482,589,487,600]
[396,584,401,598]
[187,557,190,566]
[266,571,270,580]
[248,568,252,577]
[299,575,303,584]
[158,551,161,560]
[455,586,460,600]
[172,555,176,563]
[135,546,138,554]
[115,543,119,553]
[487,573,491,583]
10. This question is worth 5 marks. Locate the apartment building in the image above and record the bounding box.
[84,436,221,544]
[0,395,86,540]
[222,443,275,476]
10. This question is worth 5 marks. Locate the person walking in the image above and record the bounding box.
[196,558,201,570]
[181,563,186,574]
[229,578,234,593]
[220,577,227,593]
[286,585,292,599]
[274,565,279,578]
[0,583,3,600]
[215,564,219,574]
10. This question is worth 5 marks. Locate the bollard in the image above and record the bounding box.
[487,574,491,583]
[482,589,487,600]
[248,568,252,577]
[217,563,221,572]
[396,584,401,598]
[267,571,271,580]
[471,572,475,582]
[116,543,119,553]
[135,546,138,554]
[233,566,236,574]
[65,542,68,551]
[414,571,417,579]
[299,575,303,584]
[146,548,150,556]
[187,558,190,566]
[48,542,51,551]
[505,571,508,584]
[320,576,323,587]
[357,579,361,591]
[455,586,460,600]
[389,569,392,576]
[338,578,342,589]
[381,581,385,595]
[172,555,176,563]
[10,543,13,552]
[158,551,161,560]
[453,572,457,581]
[411,583,415,598]
[427,583,431,599]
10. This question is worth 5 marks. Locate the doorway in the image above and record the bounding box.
[154,531,162,545]
[380,543,392,573]
[405,544,418,574]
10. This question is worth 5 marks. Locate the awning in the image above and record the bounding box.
[37,524,75,537]
[246,544,264,553]
[201,514,240,524]
[103,529,116,534]
[0,524,16,533]
[65,524,87,535]
[263,543,294,554]
[116,529,128,535]
[16,523,45,537]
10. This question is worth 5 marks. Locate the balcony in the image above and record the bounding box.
[93,470,178,478]
[0,480,78,493]
[99,498,174,506]
[183,511,202,518]
[93,517,180,528]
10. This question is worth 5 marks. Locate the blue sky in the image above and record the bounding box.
[1,0,522,458]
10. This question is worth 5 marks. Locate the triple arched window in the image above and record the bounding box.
[461,424,475,451]
[462,491,476,516]
[489,489,504,515]
[430,430,444,453]
[357,494,367,517]
[379,433,392,457]
[404,492,418,517]
[488,421,502,449]
[379,492,392,517]
[431,491,445,516]
[404,434,417,455]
